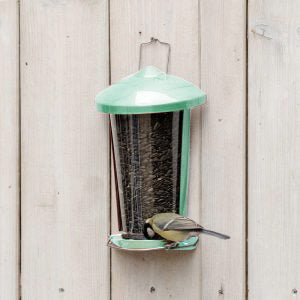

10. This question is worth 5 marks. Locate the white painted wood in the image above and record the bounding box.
[110,1,201,299]
[21,1,110,299]
[198,1,246,299]
[0,1,19,299]
[248,1,300,299]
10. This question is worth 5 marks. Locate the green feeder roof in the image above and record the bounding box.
[95,66,206,114]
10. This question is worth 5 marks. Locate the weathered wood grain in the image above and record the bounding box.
[199,1,246,299]
[0,1,19,299]
[248,1,300,299]
[20,1,110,299]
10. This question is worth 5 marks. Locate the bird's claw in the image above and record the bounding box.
[164,241,179,249]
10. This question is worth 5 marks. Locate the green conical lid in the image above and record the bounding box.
[95,66,206,114]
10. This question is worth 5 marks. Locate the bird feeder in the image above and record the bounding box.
[95,66,206,251]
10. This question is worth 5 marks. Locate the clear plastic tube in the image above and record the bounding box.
[111,111,183,235]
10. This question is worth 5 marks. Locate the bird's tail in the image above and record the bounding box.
[200,228,230,240]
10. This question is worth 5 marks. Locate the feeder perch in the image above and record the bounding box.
[95,66,206,251]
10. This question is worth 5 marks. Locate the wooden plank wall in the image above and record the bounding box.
[199,1,246,299]
[248,1,300,299]
[0,1,19,299]
[21,1,110,299]
[0,0,298,299]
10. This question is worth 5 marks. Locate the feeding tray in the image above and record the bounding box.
[108,234,199,251]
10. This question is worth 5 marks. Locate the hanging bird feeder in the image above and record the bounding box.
[95,64,206,251]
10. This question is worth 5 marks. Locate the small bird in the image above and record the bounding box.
[143,213,230,248]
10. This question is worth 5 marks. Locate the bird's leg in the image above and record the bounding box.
[164,241,179,249]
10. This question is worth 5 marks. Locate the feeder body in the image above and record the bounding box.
[95,66,206,250]
[111,111,184,235]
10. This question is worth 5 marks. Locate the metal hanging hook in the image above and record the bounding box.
[138,37,171,73]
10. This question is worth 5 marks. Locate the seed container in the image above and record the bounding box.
[95,66,206,251]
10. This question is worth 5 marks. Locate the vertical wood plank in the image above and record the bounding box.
[199,1,246,299]
[21,1,110,299]
[0,1,19,299]
[110,1,202,299]
[249,1,300,299]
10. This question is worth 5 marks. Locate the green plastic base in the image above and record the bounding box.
[108,234,199,251]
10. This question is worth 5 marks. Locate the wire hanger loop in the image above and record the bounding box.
[138,37,171,73]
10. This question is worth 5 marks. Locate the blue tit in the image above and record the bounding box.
[143,213,230,248]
